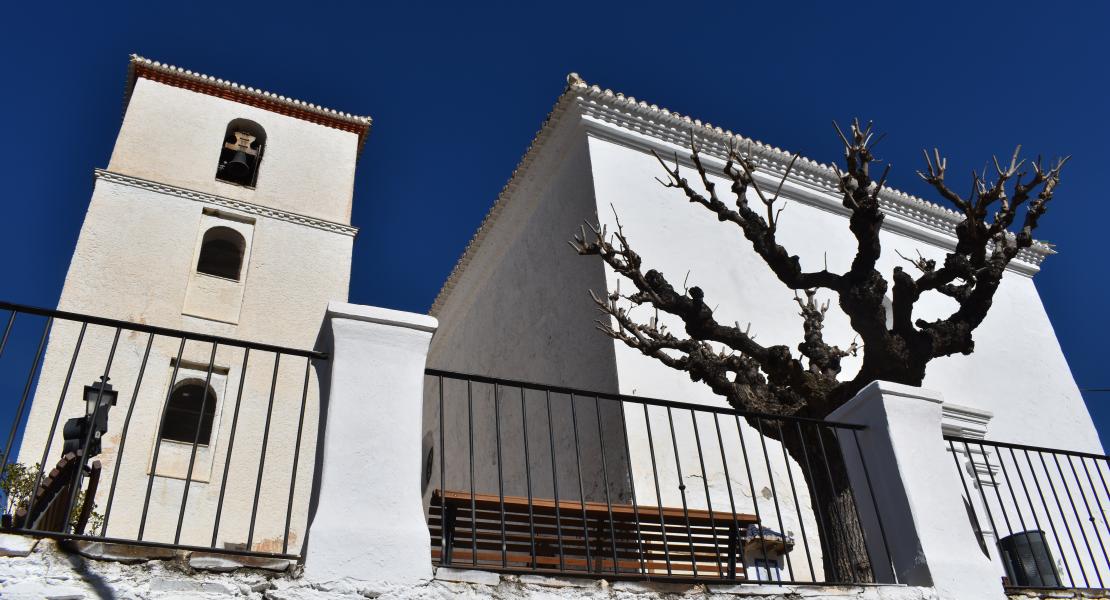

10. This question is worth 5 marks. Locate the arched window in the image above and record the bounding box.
[160,380,217,445]
[215,119,266,187]
[196,227,246,280]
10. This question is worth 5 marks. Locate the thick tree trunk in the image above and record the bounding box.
[763,420,876,583]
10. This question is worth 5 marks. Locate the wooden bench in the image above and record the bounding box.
[428,489,759,578]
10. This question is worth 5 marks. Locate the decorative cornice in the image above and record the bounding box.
[571,81,1052,271]
[941,402,994,440]
[430,74,1054,315]
[95,169,359,237]
[126,55,372,154]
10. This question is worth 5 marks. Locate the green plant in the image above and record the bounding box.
[0,461,105,532]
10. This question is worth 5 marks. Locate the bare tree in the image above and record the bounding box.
[571,121,1067,581]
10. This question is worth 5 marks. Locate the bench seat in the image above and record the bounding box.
[428,489,759,579]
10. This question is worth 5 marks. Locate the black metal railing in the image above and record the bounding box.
[0,301,324,559]
[946,434,1110,590]
[422,369,895,585]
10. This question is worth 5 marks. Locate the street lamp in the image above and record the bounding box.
[62,377,117,457]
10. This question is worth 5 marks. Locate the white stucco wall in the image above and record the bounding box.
[428,120,617,392]
[110,78,359,225]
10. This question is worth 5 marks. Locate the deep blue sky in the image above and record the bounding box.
[1,2,1107,442]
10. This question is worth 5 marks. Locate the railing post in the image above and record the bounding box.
[303,302,437,587]
[828,381,1005,600]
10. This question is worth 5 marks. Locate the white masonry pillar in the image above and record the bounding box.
[828,381,1006,600]
[303,302,437,586]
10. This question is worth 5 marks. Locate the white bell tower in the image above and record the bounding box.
[16,55,371,552]
[61,55,369,344]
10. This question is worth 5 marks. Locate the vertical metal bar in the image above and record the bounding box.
[544,390,566,571]
[713,414,741,580]
[1094,458,1110,535]
[979,442,1017,547]
[0,310,16,359]
[1008,446,1060,583]
[1021,448,1074,586]
[211,349,250,547]
[281,357,312,555]
[812,422,856,584]
[101,331,154,537]
[1038,449,1090,587]
[173,341,219,544]
[0,316,52,472]
[851,429,895,584]
[521,388,537,570]
[1054,451,1103,587]
[948,441,985,542]
[617,401,647,575]
[569,393,593,573]
[1092,458,1110,583]
[777,420,815,582]
[962,442,1003,556]
[1066,454,1109,584]
[437,375,446,564]
[644,403,672,574]
[754,417,792,581]
[28,322,87,515]
[62,326,121,534]
[593,396,620,574]
[689,409,724,577]
[246,353,281,550]
[797,422,831,580]
[138,336,187,540]
[734,415,771,580]
[493,384,507,567]
[664,407,698,578]
[467,379,476,567]
[995,443,1033,541]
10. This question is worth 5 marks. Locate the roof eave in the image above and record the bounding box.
[125,55,372,155]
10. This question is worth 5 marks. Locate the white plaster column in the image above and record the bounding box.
[303,302,437,586]
[829,381,1005,600]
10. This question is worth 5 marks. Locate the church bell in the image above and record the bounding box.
[224,150,252,179]
[219,130,259,184]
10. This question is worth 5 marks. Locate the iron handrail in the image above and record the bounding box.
[424,368,865,430]
[0,300,327,359]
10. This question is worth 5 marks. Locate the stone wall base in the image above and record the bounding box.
[0,534,942,599]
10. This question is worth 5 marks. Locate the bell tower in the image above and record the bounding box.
[15,56,371,551]
[56,55,370,345]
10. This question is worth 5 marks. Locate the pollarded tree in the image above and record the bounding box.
[571,121,1066,581]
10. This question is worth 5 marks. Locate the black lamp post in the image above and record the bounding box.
[62,376,118,457]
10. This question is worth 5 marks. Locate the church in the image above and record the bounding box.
[1,55,1105,599]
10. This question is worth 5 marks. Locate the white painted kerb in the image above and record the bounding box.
[829,381,1005,600]
[302,301,437,586]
